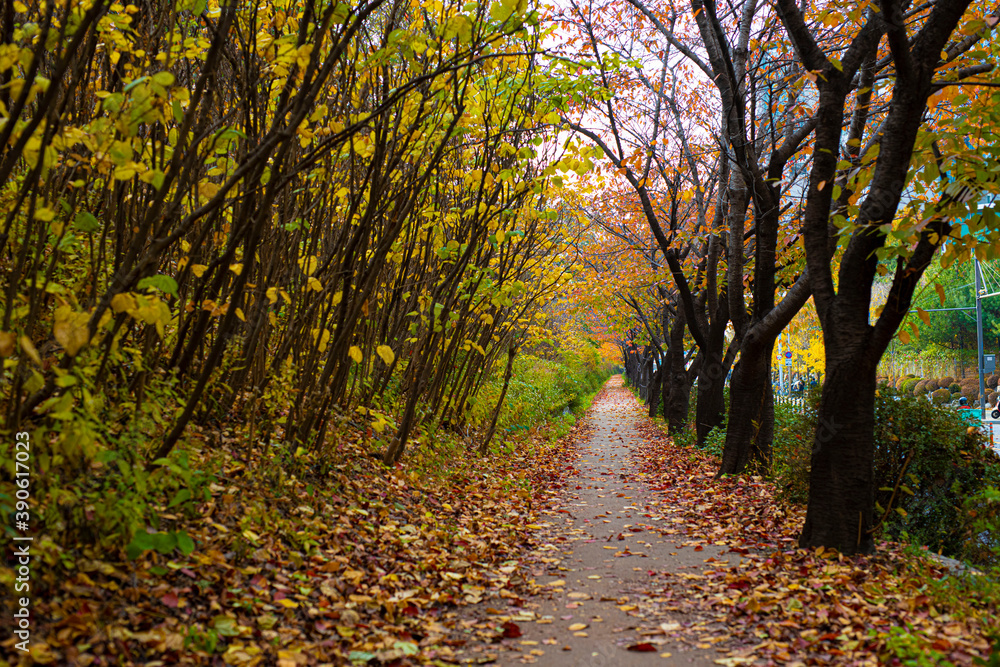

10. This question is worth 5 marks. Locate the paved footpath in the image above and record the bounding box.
[459,377,740,665]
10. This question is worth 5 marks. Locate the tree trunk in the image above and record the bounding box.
[720,338,775,474]
[798,351,878,554]
[694,299,730,444]
[665,310,691,434]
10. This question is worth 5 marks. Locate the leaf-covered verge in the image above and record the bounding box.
[633,416,1000,666]
[0,354,608,666]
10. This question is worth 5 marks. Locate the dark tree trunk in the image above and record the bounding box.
[720,338,775,474]
[666,311,692,435]
[668,363,693,435]
[695,300,730,444]
[798,351,878,553]
[720,270,810,474]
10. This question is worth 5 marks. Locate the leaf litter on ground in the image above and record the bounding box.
[627,415,1000,666]
[0,413,586,666]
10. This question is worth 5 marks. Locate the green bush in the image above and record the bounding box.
[901,377,922,395]
[914,379,931,395]
[939,376,955,387]
[930,388,951,405]
[773,384,1000,567]
[950,382,962,393]
[961,486,1000,566]
[472,338,610,434]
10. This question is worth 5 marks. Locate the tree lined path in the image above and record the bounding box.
[458,378,742,665]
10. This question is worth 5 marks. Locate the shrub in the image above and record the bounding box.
[773,384,1000,567]
[949,382,962,393]
[961,486,1000,566]
[988,374,999,389]
[940,376,955,387]
[772,396,817,505]
[473,338,610,434]
[930,388,951,405]
[914,379,929,395]
[901,377,922,395]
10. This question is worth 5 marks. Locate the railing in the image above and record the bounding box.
[773,390,808,414]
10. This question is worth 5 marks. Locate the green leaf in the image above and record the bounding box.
[126,530,157,560]
[176,531,196,555]
[137,275,179,298]
[168,488,192,508]
[151,71,175,87]
[393,641,419,656]
[74,211,100,233]
[212,615,239,637]
[150,531,178,554]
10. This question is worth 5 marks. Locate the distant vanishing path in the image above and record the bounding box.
[458,376,740,665]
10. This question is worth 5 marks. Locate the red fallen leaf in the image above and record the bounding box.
[401,605,420,616]
[501,621,522,638]
[627,642,657,652]
[694,545,704,551]
[161,592,179,608]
